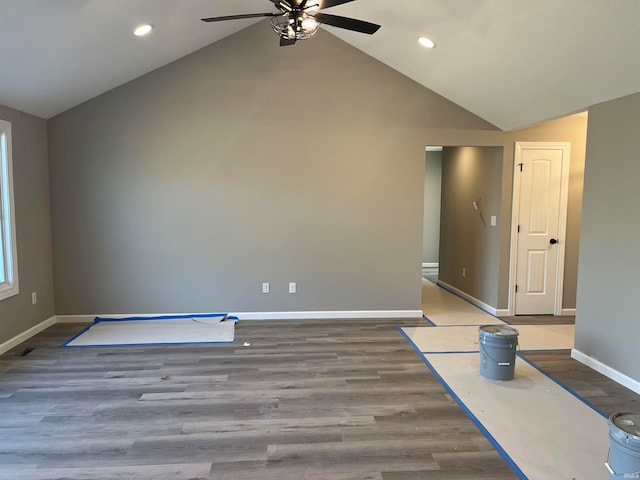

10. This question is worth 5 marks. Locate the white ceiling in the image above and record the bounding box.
[1,0,639,130]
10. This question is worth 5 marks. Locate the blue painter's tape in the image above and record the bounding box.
[61,313,237,348]
[422,315,436,326]
[94,313,235,323]
[421,350,479,354]
[517,352,608,419]
[60,323,96,347]
[63,341,233,348]
[403,324,497,329]
[518,348,572,354]
[396,327,528,479]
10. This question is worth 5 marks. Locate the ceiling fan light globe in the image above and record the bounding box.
[301,17,319,29]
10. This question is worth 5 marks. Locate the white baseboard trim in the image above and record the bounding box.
[422,263,439,268]
[230,310,423,320]
[495,309,509,317]
[0,316,56,356]
[561,308,576,316]
[55,310,424,323]
[571,348,640,396]
[436,280,501,318]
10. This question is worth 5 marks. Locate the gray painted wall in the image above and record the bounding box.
[423,150,442,264]
[439,147,503,307]
[575,92,640,381]
[47,22,496,315]
[0,104,54,345]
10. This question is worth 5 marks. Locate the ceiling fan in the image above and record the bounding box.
[201,0,381,47]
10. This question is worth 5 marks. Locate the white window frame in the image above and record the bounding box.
[0,118,19,301]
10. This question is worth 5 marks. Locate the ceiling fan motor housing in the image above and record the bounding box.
[271,12,320,40]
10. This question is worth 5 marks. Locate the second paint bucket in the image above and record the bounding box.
[478,325,519,381]
[606,412,640,478]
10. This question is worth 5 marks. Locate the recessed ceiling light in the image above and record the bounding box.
[134,24,153,37]
[418,36,436,49]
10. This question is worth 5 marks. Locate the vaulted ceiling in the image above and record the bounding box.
[1,0,639,130]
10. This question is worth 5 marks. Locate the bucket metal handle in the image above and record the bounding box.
[605,447,640,478]
[480,339,519,367]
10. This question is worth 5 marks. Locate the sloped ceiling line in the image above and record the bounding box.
[0,0,639,130]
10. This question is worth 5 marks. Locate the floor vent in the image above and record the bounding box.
[20,347,36,357]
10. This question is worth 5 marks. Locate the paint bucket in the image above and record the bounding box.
[606,412,640,478]
[478,325,519,381]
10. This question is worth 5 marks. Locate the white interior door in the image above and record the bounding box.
[513,143,569,315]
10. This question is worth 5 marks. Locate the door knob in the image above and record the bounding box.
[550,238,558,245]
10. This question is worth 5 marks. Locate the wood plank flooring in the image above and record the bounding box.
[0,318,638,479]
[0,319,516,479]
[520,351,640,414]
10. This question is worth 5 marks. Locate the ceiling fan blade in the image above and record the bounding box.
[271,0,293,11]
[280,36,297,47]
[201,13,279,23]
[318,0,357,10]
[312,12,380,34]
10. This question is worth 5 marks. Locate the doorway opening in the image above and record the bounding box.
[422,145,504,315]
[422,146,442,282]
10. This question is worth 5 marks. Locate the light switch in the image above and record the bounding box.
[490,215,497,227]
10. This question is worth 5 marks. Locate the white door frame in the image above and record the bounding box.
[507,142,571,316]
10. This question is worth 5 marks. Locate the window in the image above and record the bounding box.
[0,118,18,301]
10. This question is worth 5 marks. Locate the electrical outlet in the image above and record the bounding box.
[262,282,270,294]
[289,282,297,294]
[32,292,37,304]
[462,268,466,278]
